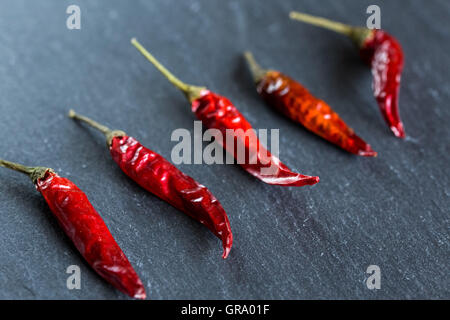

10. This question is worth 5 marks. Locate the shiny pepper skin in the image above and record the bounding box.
[255,71,376,156]
[360,30,405,138]
[192,90,320,186]
[110,135,233,259]
[36,170,146,299]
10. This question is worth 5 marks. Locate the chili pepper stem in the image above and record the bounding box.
[0,159,50,183]
[68,109,126,146]
[131,38,206,102]
[244,52,268,84]
[289,11,373,47]
[0,159,34,175]
[290,11,353,36]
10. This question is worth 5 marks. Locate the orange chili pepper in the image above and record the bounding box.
[244,52,376,157]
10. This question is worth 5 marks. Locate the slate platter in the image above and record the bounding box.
[0,0,448,299]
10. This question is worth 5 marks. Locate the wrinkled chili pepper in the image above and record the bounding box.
[68,110,232,259]
[131,38,319,187]
[0,159,146,299]
[244,52,377,157]
[290,11,406,138]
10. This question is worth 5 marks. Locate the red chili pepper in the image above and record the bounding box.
[0,159,146,299]
[68,110,233,259]
[131,38,319,187]
[244,52,376,157]
[290,11,405,138]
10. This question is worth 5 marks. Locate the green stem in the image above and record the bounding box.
[68,109,126,146]
[0,159,50,183]
[243,52,268,84]
[289,11,353,36]
[131,38,205,102]
[0,159,34,175]
[289,11,373,47]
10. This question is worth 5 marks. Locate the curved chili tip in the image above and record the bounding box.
[243,153,320,187]
[359,150,377,157]
[261,174,320,187]
[116,279,146,299]
[222,232,233,259]
[131,286,147,300]
[390,122,406,139]
[248,168,320,187]
[348,133,378,157]
[355,143,377,157]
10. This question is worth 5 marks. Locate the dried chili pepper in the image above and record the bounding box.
[68,110,233,259]
[290,11,406,138]
[0,159,146,299]
[131,38,319,187]
[244,52,377,157]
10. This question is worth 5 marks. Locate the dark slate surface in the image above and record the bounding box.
[0,0,448,300]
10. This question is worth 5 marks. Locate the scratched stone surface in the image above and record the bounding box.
[0,0,448,300]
